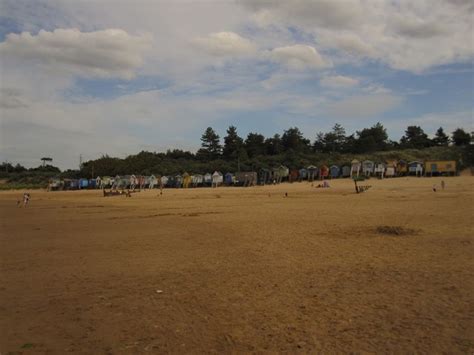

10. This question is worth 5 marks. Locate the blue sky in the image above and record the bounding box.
[0,0,472,169]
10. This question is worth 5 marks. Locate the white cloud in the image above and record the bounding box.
[0,88,29,109]
[319,32,376,57]
[193,32,256,57]
[320,75,359,88]
[242,0,474,72]
[268,44,330,70]
[0,28,152,79]
[242,0,364,30]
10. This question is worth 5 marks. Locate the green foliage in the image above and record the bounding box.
[223,126,244,159]
[452,128,471,146]
[400,126,433,149]
[354,122,390,153]
[198,127,222,160]
[264,134,283,155]
[314,123,347,153]
[245,132,265,158]
[281,127,311,152]
[432,127,449,146]
[461,144,474,167]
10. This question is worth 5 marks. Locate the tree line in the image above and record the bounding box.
[1,123,472,185]
[197,124,471,160]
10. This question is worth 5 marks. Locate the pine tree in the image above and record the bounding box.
[324,123,346,153]
[451,128,471,146]
[400,126,432,149]
[244,132,265,158]
[198,127,222,160]
[281,127,310,152]
[223,126,244,159]
[432,127,449,146]
[264,134,283,155]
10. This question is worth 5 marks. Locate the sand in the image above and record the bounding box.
[1,176,473,353]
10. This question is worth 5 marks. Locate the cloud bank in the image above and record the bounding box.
[0,28,152,79]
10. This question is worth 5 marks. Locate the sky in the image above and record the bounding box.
[0,0,473,169]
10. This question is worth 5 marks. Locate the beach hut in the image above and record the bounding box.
[307,165,318,181]
[278,165,289,182]
[362,160,374,176]
[271,167,280,183]
[424,160,456,176]
[130,175,139,190]
[329,165,340,178]
[48,178,63,191]
[374,162,386,179]
[271,165,289,183]
[174,174,183,188]
[112,175,123,189]
[341,165,351,178]
[298,168,308,181]
[289,169,299,183]
[259,168,271,185]
[319,165,329,179]
[191,174,203,187]
[384,160,397,178]
[204,173,212,186]
[160,175,169,187]
[224,172,234,186]
[235,172,258,187]
[88,178,97,189]
[79,178,89,189]
[136,175,146,189]
[94,176,101,189]
[408,161,423,176]
[212,171,223,187]
[63,179,79,190]
[350,160,361,178]
[99,176,112,189]
[397,160,408,176]
[385,166,395,178]
[148,175,158,189]
[182,172,192,188]
[164,175,175,188]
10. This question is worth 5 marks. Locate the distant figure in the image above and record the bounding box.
[16,199,21,207]
[441,180,445,190]
[23,193,30,207]
[432,184,437,192]
[285,192,288,197]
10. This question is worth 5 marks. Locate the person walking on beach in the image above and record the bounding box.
[441,180,445,190]
[23,192,30,207]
